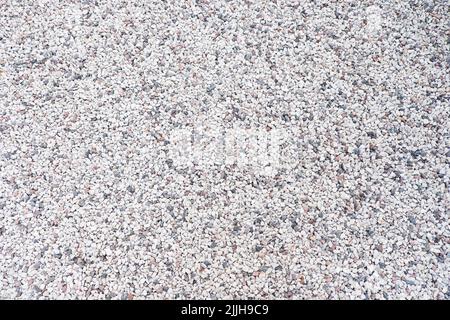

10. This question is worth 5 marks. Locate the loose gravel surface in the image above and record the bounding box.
[0,1,449,299]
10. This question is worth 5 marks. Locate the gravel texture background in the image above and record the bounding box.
[0,0,449,299]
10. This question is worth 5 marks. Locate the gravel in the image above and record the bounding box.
[0,1,449,299]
